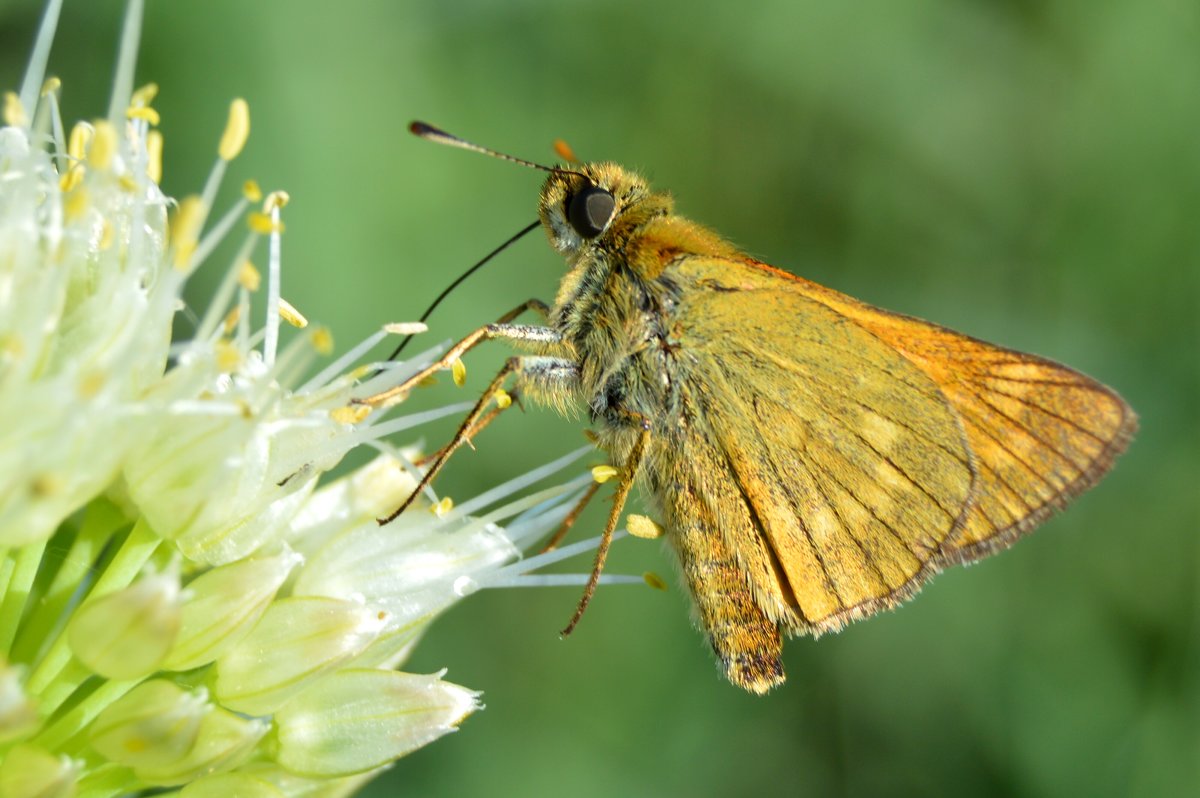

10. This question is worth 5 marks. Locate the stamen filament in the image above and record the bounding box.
[105,0,143,124]
[447,445,592,519]
[17,0,64,123]
[263,204,282,366]
[189,197,249,275]
[487,573,645,589]
[298,328,390,394]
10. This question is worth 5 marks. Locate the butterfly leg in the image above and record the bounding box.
[415,397,510,466]
[377,354,581,525]
[538,481,602,553]
[560,419,651,636]
[358,298,555,408]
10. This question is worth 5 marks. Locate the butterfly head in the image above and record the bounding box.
[538,164,673,260]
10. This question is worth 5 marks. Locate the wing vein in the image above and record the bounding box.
[951,402,1060,499]
[976,382,1113,446]
[814,396,959,520]
[800,453,893,594]
[964,386,1091,472]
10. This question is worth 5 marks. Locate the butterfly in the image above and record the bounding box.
[364,123,1137,693]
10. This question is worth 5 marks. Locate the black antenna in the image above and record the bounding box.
[382,121,584,364]
[384,220,541,362]
[410,121,588,179]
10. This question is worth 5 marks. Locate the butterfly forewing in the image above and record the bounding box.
[778,273,1137,565]
[665,256,978,632]
[658,254,1134,642]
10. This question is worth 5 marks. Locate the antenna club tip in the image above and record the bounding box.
[409,120,437,137]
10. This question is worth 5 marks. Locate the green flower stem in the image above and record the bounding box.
[34,658,92,722]
[0,553,14,628]
[33,676,140,753]
[9,499,128,664]
[25,519,160,700]
[75,763,131,798]
[0,539,48,653]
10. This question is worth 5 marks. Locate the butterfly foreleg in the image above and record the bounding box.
[358,298,556,408]
[376,353,581,525]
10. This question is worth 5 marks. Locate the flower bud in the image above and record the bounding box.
[134,705,268,786]
[67,567,181,679]
[0,660,38,743]
[0,744,80,798]
[214,597,387,715]
[179,772,283,798]
[89,679,208,769]
[164,547,302,670]
[273,669,479,777]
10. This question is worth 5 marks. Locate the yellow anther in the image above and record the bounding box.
[30,474,63,498]
[68,121,94,162]
[59,165,84,193]
[41,77,61,96]
[311,326,334,355]
[591,465,619,484]
[146,129,163,183]
[247,212,284,235]
[0,334,24,360]
[3,92,26,126]
[432,496,454,517]
[218,98,250,161]
[126,106,160,125]
[215,340,242,373]
[384,321,428,336]
[450,358,467,387]
[626,514,664,540]
[331,405,371,424]
[643,572,668,591]
[493,388,513,409]
[222,306,241,334]
[63,185,89,221]
[130,82,159,106]
[99,220,115,251]
[88,120,118,170]
[77,369,107,399]
[242,179,263,202]
[238,260,261,291]
[118,174,138,192]
[174,241,197,270]
[170,195,205,270]
[264,190,290,211]
[418,375,438,387]
[278,298,308,328]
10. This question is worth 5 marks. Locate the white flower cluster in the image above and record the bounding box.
[0,2,613,795]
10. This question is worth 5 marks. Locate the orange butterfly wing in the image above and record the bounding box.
[768,263,1138,566]
[662,254,1134,636]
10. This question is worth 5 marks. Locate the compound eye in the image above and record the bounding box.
[567,186,615,238]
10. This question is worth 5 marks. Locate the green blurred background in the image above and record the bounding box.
[2,0,1196,795]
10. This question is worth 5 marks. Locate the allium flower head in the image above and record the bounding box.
[0,2,635,794]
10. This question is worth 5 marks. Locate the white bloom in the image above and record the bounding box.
[0,1,635,795]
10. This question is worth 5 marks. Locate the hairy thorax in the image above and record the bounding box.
[552,250,683,439]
